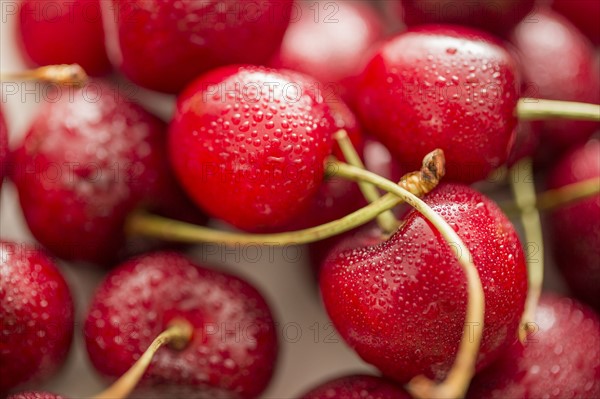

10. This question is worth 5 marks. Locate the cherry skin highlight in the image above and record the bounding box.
[11,82,200,264]
[547,139,600,310]
[301,374,410,399]
[467,294,600,398]
[169,65,335,232]
[396,0,535,36]
[510,8,600,158]
[552,0,600,45]
[17,0,110,76]
[102,0,293,93]
[320,183,527,383]
[84,251,278,398]
[0,241,74,394]
[0,107,8,191]
[270,0,384,103]
[356,26,520,183]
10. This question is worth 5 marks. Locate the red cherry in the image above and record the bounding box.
[396,0,535,36]
[11,82,200,264]
[16,0,110,76]
[320,183,527,383]
[0,241,74,394]
[510,8,600,158]
[467,294,600,398]
[102,0,293,93]
[169,65,335,232]
[0,107,8,191]
[8,393,65,399]
[84,251,278,398]
[552,0,600,45]
[356,26,520,183]
[270,0,384,103]
[301,374,410,399]
[546,139,600,310]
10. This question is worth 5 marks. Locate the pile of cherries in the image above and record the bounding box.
[1,1,599,398]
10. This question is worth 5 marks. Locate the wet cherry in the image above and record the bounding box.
[84,251,278,398]
[169,65,335,232]
[301,374,410,399]
[510,8,600,159]
[546,139,600,310]
[356,26,520,183]
[320,183,527,383]
[17,0,110,76]
[8,393,65,399]
[103,0,293,93]
[270,0,384,103]
[0,241,74,394]
[467,294,600,398]
[395,0,535,36]
[11,82,201,264]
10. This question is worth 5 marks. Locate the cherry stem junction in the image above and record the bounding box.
[509,159,544,343]
[517,98,600,121]
[127,150,445,246]
[334,129,399,234]
[0,64,88,87]
[92,318,193,399]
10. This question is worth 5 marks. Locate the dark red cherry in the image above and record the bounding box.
[510,8,600,157]
[546,139,600,310]
[16,0,110,76]
[0,241,74,394]
[467,294,600,398]
[356,26,520,183]
[11,82,200,264]
[169,65,335,232]
[395,0,535,36]
[320,183,527,383]
[0,107,8,190]
[552,0,600,45]
[102,0,293,93]
[270,0,384,103]
[84,251,278,398]
[8,393,66,399]
[301,374,410,399]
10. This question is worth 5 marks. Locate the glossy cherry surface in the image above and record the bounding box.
[301,374,410,399]
[547,139,600,310]
[271,0,384,103]
[467,294,600,398]
[552,0,600,45]
[320,184,527,383]
[510,8,600,157]
[103,0,293,93]
[356,26,520,183]
[169,65,335,232]
[0,107,8,191]
[11,82,196,264]
[84,251,278,398]
[396,0,535,36]
[17,0,110,75]
[8,393,66,399]
[0,241,74,394]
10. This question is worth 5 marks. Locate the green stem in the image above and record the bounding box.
[517,99,600,121]
[334,129,399,234]
[509,159,544,343]
[127,151,445,246]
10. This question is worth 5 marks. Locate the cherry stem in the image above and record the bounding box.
[92,318,193,399]
[517,98,600,121]
[334,129,399,234]
[509,159,544,343]
[126,150,445,246]
[501,176,600,213]
[0,64,88,87]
